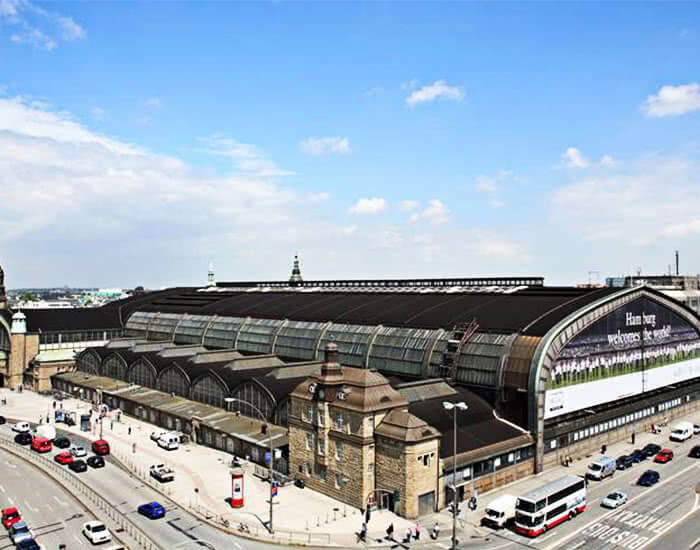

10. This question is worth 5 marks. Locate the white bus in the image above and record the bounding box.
[514,475,586,537]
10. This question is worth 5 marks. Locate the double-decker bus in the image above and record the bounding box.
[514,475,586,537]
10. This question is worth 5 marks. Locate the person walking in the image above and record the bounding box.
[386,523,394,539]
[414,524,420,541]
[404,527,412,543]
[431,521,440,539]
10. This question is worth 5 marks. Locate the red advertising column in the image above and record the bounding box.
[231,467,244,508]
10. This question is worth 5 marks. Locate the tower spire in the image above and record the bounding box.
[289,253,303,287]
[207,262,216,287]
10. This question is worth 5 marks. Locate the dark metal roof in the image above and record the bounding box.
[23,306,123,332]
[123,286,619,335]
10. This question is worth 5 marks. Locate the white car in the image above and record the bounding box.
[694,424,700,435]
[70,445,87,457]
[83,520,112,544]
[601,491,628,509]
[12,421,30,433]
[150,430,167,442]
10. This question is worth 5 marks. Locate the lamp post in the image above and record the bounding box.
[443,401,468,550]
[224,397,275,534]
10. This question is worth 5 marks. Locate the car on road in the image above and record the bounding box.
[150,430,167,442]
[601,491,628,509]
[14,432,32,445]
[654,449,674,463]
[53,436,71,449]
[149,464,174,483]
[69,459,88,473]
[70,445,87,457]
[694,424,700,435]
[9,520,32,544]
[54,451,74,465]
[12,421,30,433]
[137,501,166,519]
[83,520,112,544]
[637,470,660,486]
[2,507,21,529]
[30,437,52,453]
[0,415,6,424]
[689,445,700,458]
[87,455,105,468]
[642,443,662,458]
[616,455,634,470]
[630,449,646,463]
[92,439,110,455]
[16,538,41,550]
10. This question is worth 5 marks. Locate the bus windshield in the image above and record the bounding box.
[516,499,536,513]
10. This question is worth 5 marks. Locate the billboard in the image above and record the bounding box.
[544,297,700,419]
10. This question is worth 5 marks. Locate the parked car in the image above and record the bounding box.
[9,520,32,544]
[149,464,174,483]
[53,436,71,449]
[69,459,88,473]
[630,449,646,463]
[87,455,105,468]
[92,439,110,456]
[0,415,6,424]
[616,455,634,470]
[16,538,41,550]
[654,449,674,464]
[689,445,700,459]
[82,520,112,544]
[587,456,616,480]
[601,491,628,509]
[14,432,32,446]
[694,424,700,435]
[70,445,87,457]
[2,507,21,529]
[137,502,166,520]
[54,451,74,465]
[12,422,30,433]
[637,470,660,487]
[669,422,694,442]
[30,437,52,453]
[642,443,662,458]
[150,431,167,442]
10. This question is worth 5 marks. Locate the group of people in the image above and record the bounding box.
[359,521,440,544]
[550,339,700,388]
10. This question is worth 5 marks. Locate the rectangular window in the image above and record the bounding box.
[317,464,327,482]
[336,440,344,461]
[335,473,345,489]
[335,412,345,431]
[306,404,313,422]
[367,463,374,475]
[306,432,314,451]
[318,438,325,456]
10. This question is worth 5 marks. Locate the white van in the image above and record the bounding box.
[587,456,616,480]
[669,421,693,442]
[481,494,517,528]
[12,422,30,433]
[157,432,180,451]
[35,424,56,441]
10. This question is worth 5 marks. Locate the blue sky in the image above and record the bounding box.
[1,1,699,288]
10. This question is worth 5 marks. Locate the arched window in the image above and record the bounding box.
[77,350,101,375]
[190,373,227,409]
[102,354,127,380]
[230,381,274,420]
[128,358,157,388]
[156,365,190,398]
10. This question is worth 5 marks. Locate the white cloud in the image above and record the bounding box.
[406,80,464,106]
[1,0,85,49]
[300,136,350,155]
[90,106,105,120]
[199,134,295,178]
[348,197,387,215]
[561,147,590,169]
[145,97,162,109]
[342,224,358,235]
[489,199,505,208]
[662,219,700,237]
[599,154,618,167]
[474,175,497,193]
[399,200,420,211]
[409,199,449,225]
[307,192,330,203]
[643,83,700,117]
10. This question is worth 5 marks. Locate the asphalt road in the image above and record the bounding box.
[0,446,114,550]
[470,434,700,550]
[0,424,289,550]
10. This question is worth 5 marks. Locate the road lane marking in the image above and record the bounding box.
[74,534,85,545]
[544,461,700,550]
[639,496,700,549]
[568,542,586,550]
[0,485,4,493]
[53,495,68,506]
[8,497,14,505]
[25,501,38,512]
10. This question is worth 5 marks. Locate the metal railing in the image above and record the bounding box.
[0,435,164,550]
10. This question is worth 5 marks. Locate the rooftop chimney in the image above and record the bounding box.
[320,342,343,381]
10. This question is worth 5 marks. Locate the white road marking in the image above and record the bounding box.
[568,541,587,550]
[232,542,242,549]
[5,460,16,469]
[639,495,700,549]
[25,501,38,512]
[53,495,68,506]
[0,485,5,493]
[8,497,14,505]
[74,534,85,545]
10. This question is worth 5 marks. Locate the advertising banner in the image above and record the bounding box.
[544,297,700,419]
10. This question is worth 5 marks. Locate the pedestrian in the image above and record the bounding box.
[128,426,132,436]
[110,420,114,430]
[386,523,394,539]
[431,522,440,540]
[360,521,367,542]
[59,402,63,410]
[414,524,420,541]
[53,401,56,409]
[404,527,411,543]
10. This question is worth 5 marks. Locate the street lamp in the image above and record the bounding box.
[224,397,276,534]
[443,401,468,550]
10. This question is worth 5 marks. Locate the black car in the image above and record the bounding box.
[637,470,660,486]
[53,437,71,449]
[616,455,634,470]
[87,455,105,468]
[689,446,700,459]
[630,449,646,463]
[68,459,87,473]
[0,415,6,424]
[642,443,661,457]
[14,432,32,445]
[16,539,41,550]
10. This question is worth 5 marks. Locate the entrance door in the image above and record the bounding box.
[418,491,435,516]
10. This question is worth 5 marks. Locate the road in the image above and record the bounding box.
[470,434,700,550]
[0,446,118,550]
[0,425,289,550]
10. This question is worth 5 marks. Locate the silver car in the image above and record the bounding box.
[601,491,628,509]
[70,445,87,457]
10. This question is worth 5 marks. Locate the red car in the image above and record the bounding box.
[1,507,21,529]
[92,439,110,456]
[54,451,74,465]
[654,449,674,463]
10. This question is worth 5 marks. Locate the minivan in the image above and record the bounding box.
[30,437,52,453]
[587,456,616,480]
[157,433,179,451]
[669,422,693,442]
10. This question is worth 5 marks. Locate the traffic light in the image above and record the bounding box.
[448,502,461,515]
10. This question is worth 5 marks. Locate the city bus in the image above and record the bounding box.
[514,475,586,537]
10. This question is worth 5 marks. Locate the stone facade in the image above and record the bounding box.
[7,332,39,389]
